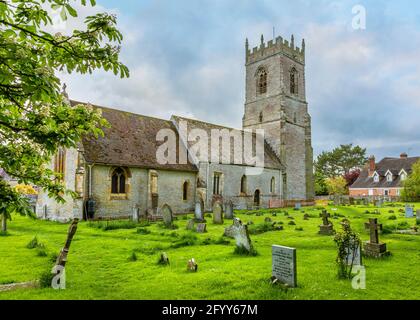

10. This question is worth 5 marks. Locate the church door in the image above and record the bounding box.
[254,190,260,207]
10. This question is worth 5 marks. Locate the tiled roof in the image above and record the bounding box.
[71,101,198,172]
[350,156,420,189]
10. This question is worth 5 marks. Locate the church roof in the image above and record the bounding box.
[171,116,284,170]
[350,156,420,189]
[71,101,198,172]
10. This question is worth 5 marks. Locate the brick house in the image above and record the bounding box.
[349,153,420,197]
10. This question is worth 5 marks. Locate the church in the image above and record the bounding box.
[35,33,314,222]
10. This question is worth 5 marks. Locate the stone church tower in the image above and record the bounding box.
[242,34,314,201]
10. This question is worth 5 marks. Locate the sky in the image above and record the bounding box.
[59,0,420,160]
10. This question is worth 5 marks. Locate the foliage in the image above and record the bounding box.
[315,144,367,178]
[247,222,278,235]
[401,160,420,202]
[14,184,37,195]
[0,0,128,214]
[333,220,361,279]
[128,251,137,262]
[39,269,54,288]
[314,170,328,196]
[0,179,34,232]
[88,220,138,231]
[343,169,361,187]
[26,236,44,249]
[325,176,348,196]
[171,233,198,248]
[233,244,258,256]
[136,227,151,235]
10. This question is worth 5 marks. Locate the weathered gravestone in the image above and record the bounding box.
[194,199,204,222]
[294,203,301,210]
[196,223,207,233]
[318,210,334,235]
[417,210,420,225]
[345,241,362,266]
[364,218,389,258]
[271,245,297,288]
[158,252,170,265]
[132,206,139,222]
[186,219,195,230]
[224,218,252,252]
[212,201,224,224]
[405,205,414,218]
[161,204,173,227]
[303,214,310,220]
[224,201,234,219]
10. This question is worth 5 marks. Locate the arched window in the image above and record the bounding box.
[111,167,126,194]
[54,148,66,180]
[183,181,188,201]
[270,177,275,193]
[240,175,247,194]
[290,67,298,95]
[256,67,268,94]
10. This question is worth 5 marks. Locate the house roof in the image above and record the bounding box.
[350,156,420,189]
[71,101,198,172]
[171,116,284,170]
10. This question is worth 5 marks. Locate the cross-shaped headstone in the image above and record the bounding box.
[365,218,382,244]
[320,210,331,226]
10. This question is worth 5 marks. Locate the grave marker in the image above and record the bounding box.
[161,204,173,227]
[363,218,389,258]
[272,245,297,288]
[196,223,207,233]
[212,201,224,224]
[224,201,234,219]
[224,218,252,252]
[405,205,414,218]
[318,210,334,235]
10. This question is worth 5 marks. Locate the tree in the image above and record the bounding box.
[343,168,361,187]
[325,176,348,197]
[314,170,328,196]
[401,160,420,202]
[315,144,367,178]
[0,0,129,230]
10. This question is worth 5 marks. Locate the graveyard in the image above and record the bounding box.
[0,202,419,300]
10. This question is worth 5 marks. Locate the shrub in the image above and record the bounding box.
[233,244,258,256]
[136,228,151,235]
[50,253,58,263]
[201,238,212,245]
[36,248,48,257]
[26,236,45,249]
[295,227,304,231]
[171,233,198,248]
[288,221,296,226]
[388,215,397,220]
[248,222,278,235]
[103,221,138,231]
[128,251,137,262]
[334,221,361,279]
[39,270,54,288]
[388,210,395,214]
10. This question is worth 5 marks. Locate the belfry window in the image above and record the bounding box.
[257,67,268,94]
[240,175,247,194]
[111,167,126,194]
[290,67,298,95]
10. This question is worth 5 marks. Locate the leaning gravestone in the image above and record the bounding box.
[224,218,252,252]
[213,202,224,224]
[272,245,297,288]
[224,201,234,219]
[196,223,207,233]
[161,204,173,227]
[405,205,414,218]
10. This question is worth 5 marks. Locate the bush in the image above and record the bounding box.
[233,244,258,256]
[248,222,278,235]
[50,253,58,263]
[26,236,45,249]
[171,233,198,248]
[388,215,397,220]
[295,227,304,231]
[128,251,138,262]
[36,248,48,257]
[39,270,54,288]
[136,228,151,235]
[90,220,139,231]
[288,221,296,226]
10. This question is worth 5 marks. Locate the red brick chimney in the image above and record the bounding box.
[368,155,376,177]
[400,152,408,159]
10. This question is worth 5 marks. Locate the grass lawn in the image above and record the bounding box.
[0,203,419,300]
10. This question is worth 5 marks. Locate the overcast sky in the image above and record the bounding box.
[60,0,420,160]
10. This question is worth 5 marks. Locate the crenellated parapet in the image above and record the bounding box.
[245,34,305,65]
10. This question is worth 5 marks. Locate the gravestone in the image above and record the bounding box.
[224,201,234,219]
[161,204,173,227]
[187,258,198,272]
[132,206,139,222]
[417,210,420,224]
[363,218,389,258]
[303,214,310,220]
[271,245,297,288]
[186,219,195,230]
[159,252,170,265]
[224,218,252,252]
[196,223,207,233]
[212,202,224,224]
[294,203,301,210]
[264,217,272,223]
[405,205,414,218]
[345,241,362,266]
[194,199,204,222]
[318,210,334,235]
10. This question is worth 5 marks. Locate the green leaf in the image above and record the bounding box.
[60,8,67,21]
[65,4,78,18]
